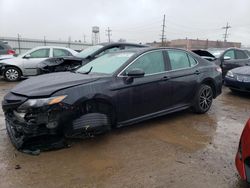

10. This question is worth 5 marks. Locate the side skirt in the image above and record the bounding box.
[117,104,190,128]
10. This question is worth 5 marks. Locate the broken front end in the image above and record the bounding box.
[2,92,111,152]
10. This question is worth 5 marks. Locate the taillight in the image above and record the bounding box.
[7,49,15,55]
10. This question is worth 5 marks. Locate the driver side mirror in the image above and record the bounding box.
[24,54,31,59]
[127,68,145,78]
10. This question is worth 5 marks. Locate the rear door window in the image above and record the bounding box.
[236,50,248,60]
[53,48,72,57]
[168,50,191,70]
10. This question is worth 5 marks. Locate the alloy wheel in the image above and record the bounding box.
[199,87,213,111]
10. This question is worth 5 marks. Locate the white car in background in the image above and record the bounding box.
[0,46,77,81]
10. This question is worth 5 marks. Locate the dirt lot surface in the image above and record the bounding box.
[0,79,249,188]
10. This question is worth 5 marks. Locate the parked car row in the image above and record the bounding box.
[38,42,148,75]
[193,48,250,78]
[0,43,147,81]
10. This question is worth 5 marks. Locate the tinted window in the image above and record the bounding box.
[53,48,71,57]
[125,51,165,75]
[105,47,120,53]
[168,50,190,70]
[224,50,235,59]
[236,50,248,59]
[188,55,197,67]
[0,45,4,50]
[124,45,139,49]
[29,49,50,58]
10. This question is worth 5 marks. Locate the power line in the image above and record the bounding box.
[160,14,166,46]
[106,27,112,43]
[222,22,231,42]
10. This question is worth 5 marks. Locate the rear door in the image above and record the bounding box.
[22,48,51,75]
[165,49,199,107]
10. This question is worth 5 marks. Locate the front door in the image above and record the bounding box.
[23,48,50,75]
[114,50,172,123]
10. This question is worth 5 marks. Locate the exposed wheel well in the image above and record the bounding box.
[201,79,216,98]
[3,65,23,76]
[81,99,116,128]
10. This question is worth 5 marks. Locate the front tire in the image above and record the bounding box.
[193,84,213,114]
[4,67,21,81]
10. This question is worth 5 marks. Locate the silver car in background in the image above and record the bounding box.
[0,46,77,81]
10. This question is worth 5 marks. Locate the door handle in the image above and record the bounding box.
[161,75,171,81]
[194,70,200,75]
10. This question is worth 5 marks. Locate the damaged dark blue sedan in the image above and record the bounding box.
[2,48,222,152]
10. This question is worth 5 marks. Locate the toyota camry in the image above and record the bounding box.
[2,47,222,152]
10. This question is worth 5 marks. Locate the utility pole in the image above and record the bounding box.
[106,27,112,43]
[44,36,46,46]
[83,33,86,43]
[222,22,231,42]
[17,34,21,54]
[160,14,166,46]
[68,36,71,48]
[83,35,86,43]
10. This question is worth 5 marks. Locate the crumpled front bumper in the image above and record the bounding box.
[4,109,66,151]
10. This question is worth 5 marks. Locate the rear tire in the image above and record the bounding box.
[4,67,21,81]
[193,84,213,114]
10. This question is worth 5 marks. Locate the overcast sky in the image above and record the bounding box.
[0,0,250,45]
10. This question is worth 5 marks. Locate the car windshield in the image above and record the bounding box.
[76,52,134,74]
[75,45,103,58]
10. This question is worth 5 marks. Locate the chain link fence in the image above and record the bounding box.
[0,36,92,54]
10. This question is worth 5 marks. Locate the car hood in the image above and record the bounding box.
[231,66,250,75]
[0,56,23,64]
[11,72,107,97]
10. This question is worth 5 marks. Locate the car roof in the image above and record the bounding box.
[99,42,149,47]
[32,46,73,49]
[110,47,192,56]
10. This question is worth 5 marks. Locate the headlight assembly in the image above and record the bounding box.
[18,95,67,110]
[226,71,234,78]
